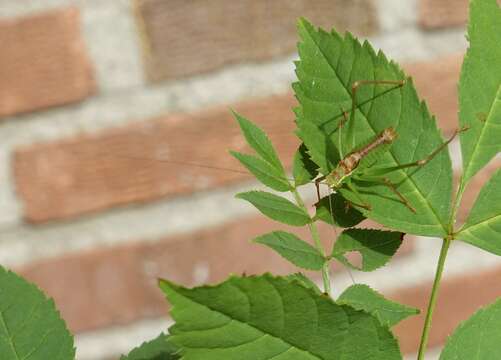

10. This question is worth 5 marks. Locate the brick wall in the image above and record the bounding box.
[0,1,498,359]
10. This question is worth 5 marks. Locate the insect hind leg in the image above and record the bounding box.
[381,177,416,213]
[355,175,416,213]
[350,79,406,127]
[344,79,406,153]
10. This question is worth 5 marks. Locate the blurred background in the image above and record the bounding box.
[0,0,499,359]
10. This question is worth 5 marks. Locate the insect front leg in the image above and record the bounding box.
[314,175,327,203]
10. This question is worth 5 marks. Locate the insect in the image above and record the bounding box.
[315,124,463,212]
[311,79,466,215]
[25,78,462,225]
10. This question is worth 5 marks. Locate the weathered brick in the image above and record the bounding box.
[419,0,470,29]
[403,54,462,135]
[14,94,299,223]
[18,215,414,333]
[393,264,501,354]
[137,0,378,81]
[0,7,95,117]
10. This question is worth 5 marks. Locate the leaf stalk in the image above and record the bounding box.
[417,236,451,360]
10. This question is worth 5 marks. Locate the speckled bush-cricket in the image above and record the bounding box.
[311,79,465,214]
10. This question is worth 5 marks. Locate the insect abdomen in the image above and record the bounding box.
[325,127,397,188]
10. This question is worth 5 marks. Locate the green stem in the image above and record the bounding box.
[416,236,451,360]
[292,189,331,295]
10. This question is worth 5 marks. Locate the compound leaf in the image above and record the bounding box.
[331,229,403,272]
[457,169,501,255]
[231,151,291,192]
[160,274,402,360]
[121,333,179,360]
[295,18,453,237]
[459,0,501,183]
[236,191,311,226]
[440,297,501,360]
[253,231,325,270]
[0,266,75,360]
[338,284,419,328]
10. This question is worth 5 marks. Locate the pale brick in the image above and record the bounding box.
[419,0,469,29]
[137,0,378,81]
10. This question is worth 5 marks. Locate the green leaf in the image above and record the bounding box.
[160,274,403,360]
[440,297,501,360]
[293,143,319,186]
[121,333,179,360]
[331,229,403,271]
[457,169,501,255]
[253,231,325,270]
[459,0,501,183]
[285,273,322,295]
[236,191,311,226]
[314,193,366,228]
[295,18,453,237]
[231,151,291,192]
[338,284,419,328]
[232,111,285,172]
[0,266,75,360]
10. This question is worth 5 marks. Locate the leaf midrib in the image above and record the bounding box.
[303,25,448,234]
[268,243,321,256]
[170,282,324,360]
[460,213,501,233]
[0,309,21,360]
[462,85,501,182]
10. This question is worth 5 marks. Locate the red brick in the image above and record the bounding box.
[419,0,469,29]
[0,7,95,117]
[403,54,462,135]
[136,0,378,81]
[14,94,299,223]
[18,214,414,333]
[392,264,501,354]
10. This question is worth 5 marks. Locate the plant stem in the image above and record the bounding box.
[416,236,451,360]
[292,189,331,295]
